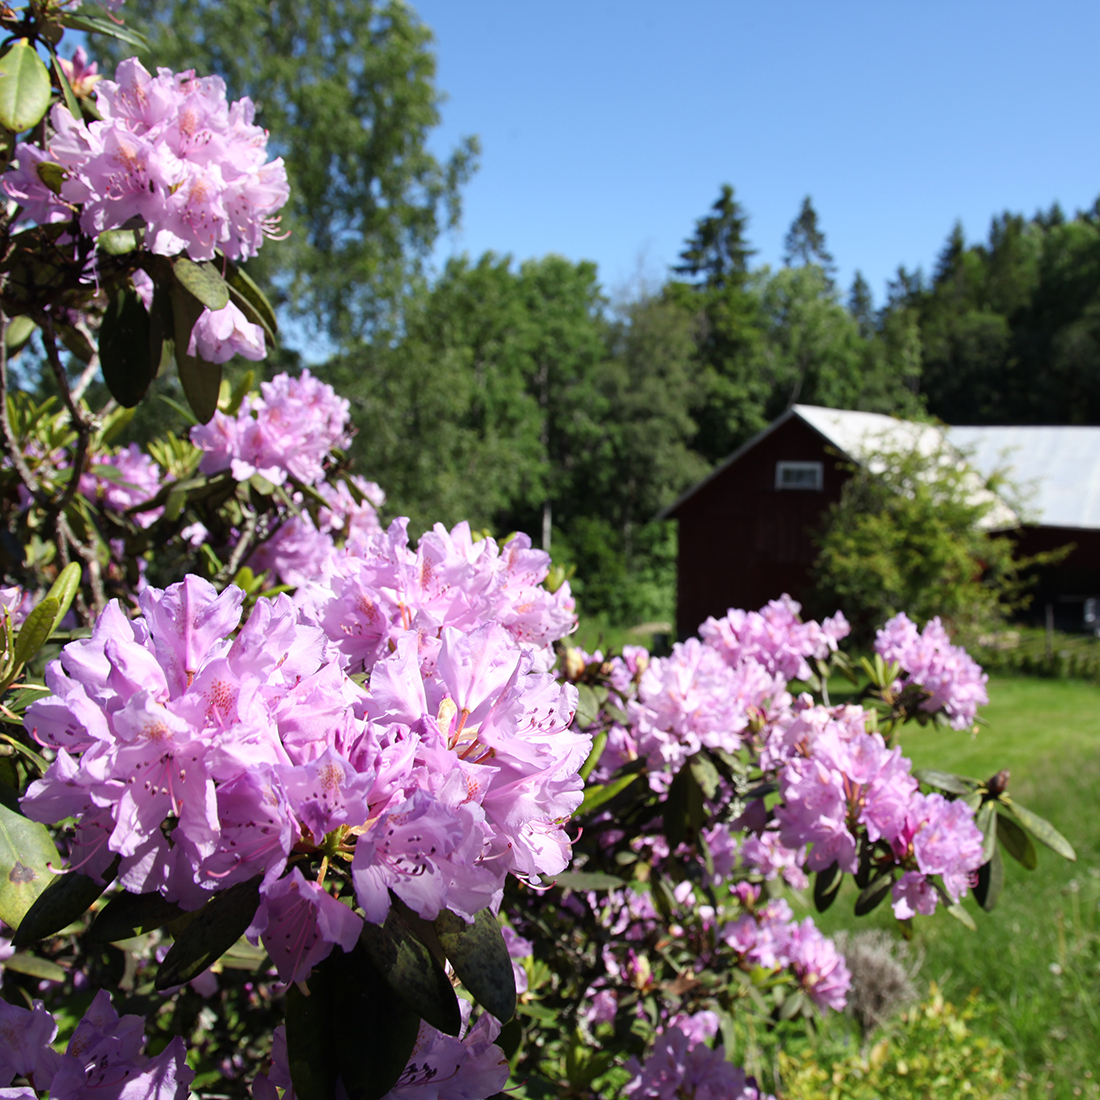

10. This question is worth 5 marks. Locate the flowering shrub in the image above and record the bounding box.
[0,8,1079,1100]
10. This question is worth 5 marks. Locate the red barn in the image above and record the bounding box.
[661,405,1100,640]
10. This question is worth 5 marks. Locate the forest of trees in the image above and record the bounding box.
[39,0,1100,627]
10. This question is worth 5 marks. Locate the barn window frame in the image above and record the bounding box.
[775,460,823,491]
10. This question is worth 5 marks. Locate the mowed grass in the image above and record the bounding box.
[793,677,1100,1100]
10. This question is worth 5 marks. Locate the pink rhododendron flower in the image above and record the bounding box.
[187,301,267,363]
[875,612,989,729]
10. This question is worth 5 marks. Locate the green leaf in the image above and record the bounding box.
[331,943,422,1100]
[4,951,67,981]
[159,394,199,427]
[974,845,1004,912]
[574,683,601,727]
[44,562,81,631]
[172,256,230,310]
[99,288,154,408]
[663,764,706,850]
[148,277,175,380]
[224,258,278,339]
[48,50,80,121]
[578,730,607,783]
[57,11,149,50]
[995,808,1038,870]
[285,972,341,1100]
[35,160,65,195]
[88,890,187,944]
[12,864,113,946]
[154,876,261,989]
[945,902,977,931]
[813,861,843,913]
[576,771,640,817]
[854,871,895,917]
[13,597,59,669]
[913,768,977,796]
[97,230,139,256]
[225,369,255,416]
[434,908,516,1023]
[4,314,36,354]
[977,801,997,865]
[688,753,721,800]
[359,907,461,1036]
[0,41,52,132]
[553,871,624,892]
[0,802,61,929]
[171,282,222,424]
[1001,799,1076,862]
[779,990,805,1020]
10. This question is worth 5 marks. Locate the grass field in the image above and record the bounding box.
[790,676,1100,1100]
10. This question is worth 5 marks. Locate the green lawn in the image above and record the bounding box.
[792,676,1100,1100]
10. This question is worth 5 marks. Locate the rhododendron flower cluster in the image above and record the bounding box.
[301,518,577,675]
[700,595,850,681]
[22,572,587,983]
[4,58,289,263]
[875,612,990,729]
[719,889,851,1011]
[623,1012,772,1100]
[191,368,351,486]
[772,713,984,917]
[79,444,164,528]
[0,991,192,1100]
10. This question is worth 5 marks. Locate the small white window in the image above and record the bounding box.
[776,461,823,490]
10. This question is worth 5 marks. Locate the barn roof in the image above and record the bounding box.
[948,425,1100,531]
[659,404,1041,529]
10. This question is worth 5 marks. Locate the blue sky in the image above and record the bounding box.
[414,1,1100,310]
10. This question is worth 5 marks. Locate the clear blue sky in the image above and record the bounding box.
[414,0,1100,310]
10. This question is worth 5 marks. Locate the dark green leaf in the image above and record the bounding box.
[13,597,59,668]
[995,808,1038,870]
[553,871,624,892]
[171,282,221,424]
[154,876,261,990]
[224,258,278,339]
[434,908,516,1023]
[663,765,706,850]
[0,41,52,132]
[1001,799,1076,862]
[172,256,230,310]
[331,943,423,1100]
[88,890,187,944]
[359,908,461,1036]
[285,971,341,1100]
[35,160,65,195]
[99,288,154,408]
[0,802,61,928]
[854,871,895,917]
[912,768,977,796]
[13,864,113,946]
[58,11,149,50]
[813,861,843,913]
[974,846,1004,912]
[977,801,997,865]
[148,278,175,379]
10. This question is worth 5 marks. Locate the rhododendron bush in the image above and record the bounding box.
[0,6,1080,1100]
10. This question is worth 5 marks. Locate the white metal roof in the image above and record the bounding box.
[947,425,1100,531]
